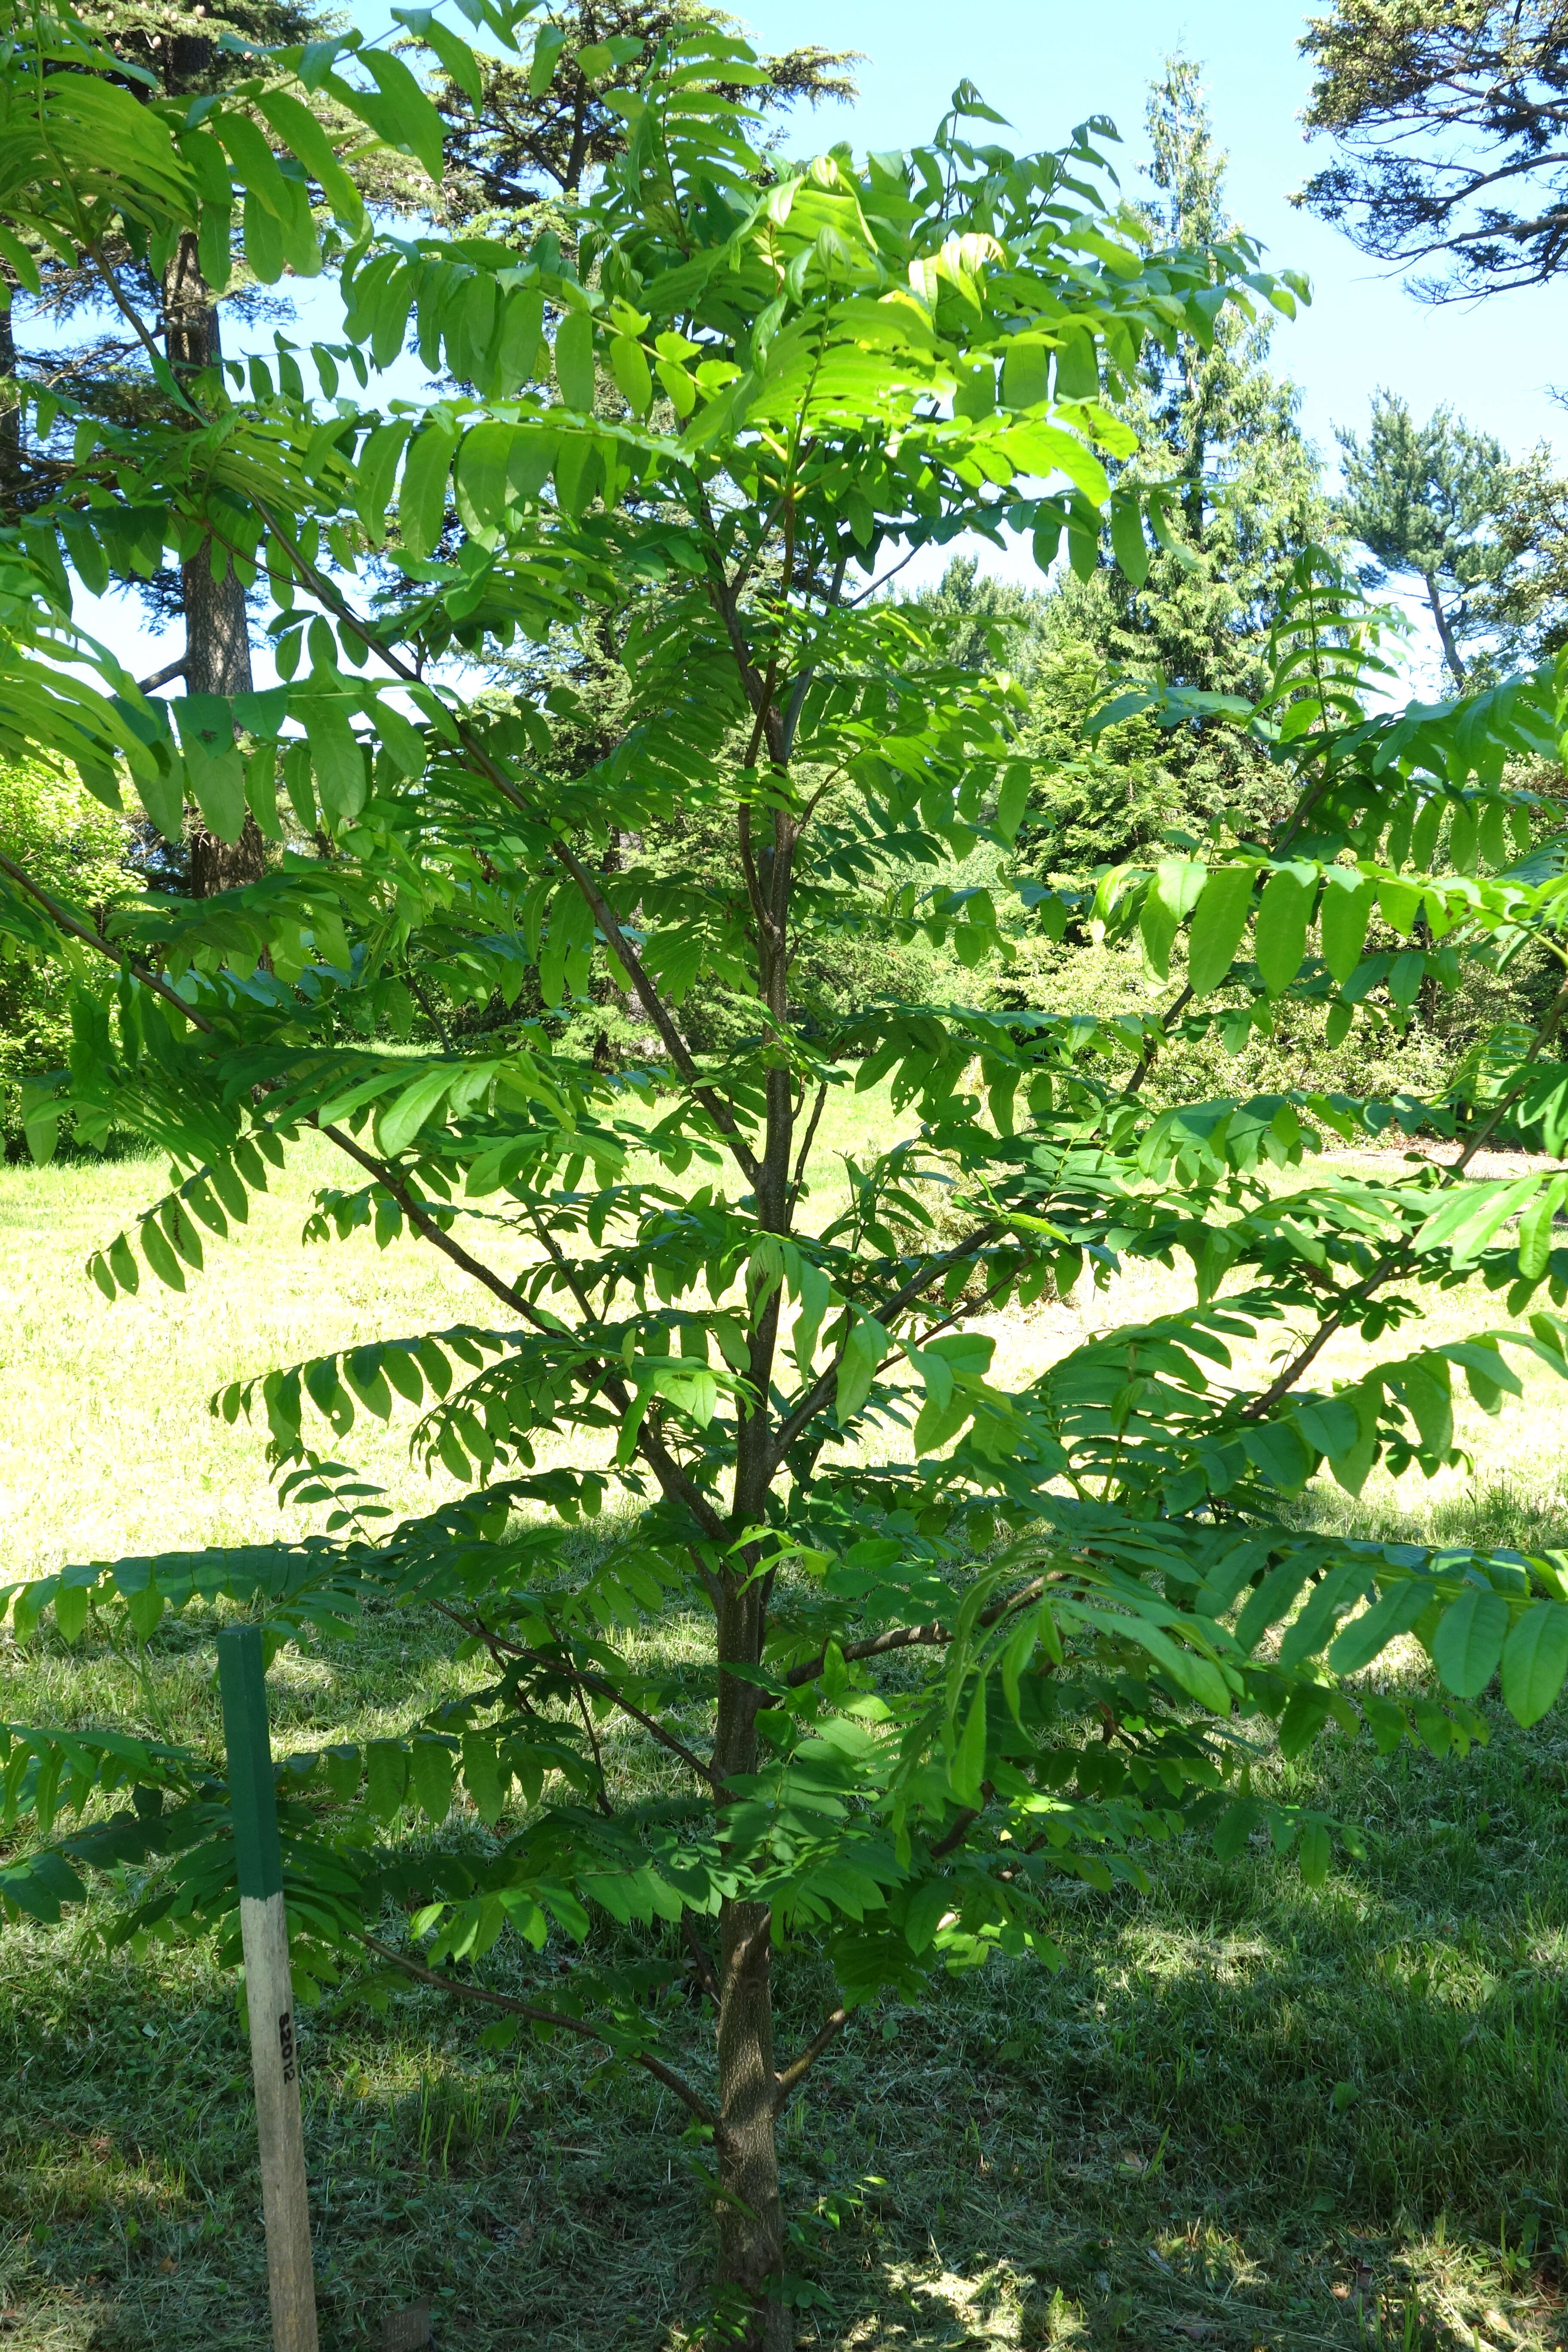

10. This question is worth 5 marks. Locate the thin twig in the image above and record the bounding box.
[403,966,453,1053]
[0,852,218,1034]
[429,1601,721,1790]
[682,1914,720,2007]
[929,1804,982,1860]
[358,1933,719,2126]
[767,1227,1002,1469]
[1123,984,1193,1099]
[571,1680,616,1817]
[83,241,201,415]
[785,1081,830,1215]
[784,1576,1049,1690]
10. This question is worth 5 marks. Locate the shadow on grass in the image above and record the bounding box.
[5,1690,1568,2352]
[5,1482,1568,2347]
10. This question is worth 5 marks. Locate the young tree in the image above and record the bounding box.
[1298,0,1568,299]
[7,11,1568,2350]
[1335,389,1522,686]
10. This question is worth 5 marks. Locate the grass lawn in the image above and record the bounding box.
[3,1106,1568,2350]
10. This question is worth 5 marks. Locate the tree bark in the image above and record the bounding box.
[1425,571,1468,688]
[0,294,23,523]
[163,230,266,895]
[712,1571,791,2348]
[714,1898,790,2350]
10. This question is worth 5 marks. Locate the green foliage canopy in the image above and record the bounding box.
[4,8,1568,2342]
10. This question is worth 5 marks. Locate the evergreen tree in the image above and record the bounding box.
[1019,571,1188,871]
[1486,444,1568,659]
[3,0,425,892]
[431,2,858,227]
[1298,1,1568,300]
[904,551,1044,673]
[1081,54,1332,846]
[1335,389,1521,685]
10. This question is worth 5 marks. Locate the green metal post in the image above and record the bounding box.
[218,1625,319,2352]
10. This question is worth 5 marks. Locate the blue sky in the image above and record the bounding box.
[80,0,1568,681]
[738,0,1568,464]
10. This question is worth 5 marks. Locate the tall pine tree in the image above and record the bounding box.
[2,0,424,891]
[1032,54,1332,860]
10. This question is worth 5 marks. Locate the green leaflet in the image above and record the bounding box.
[364,1739,409,1822]
[950,1671,988,1808]
[454,420,514,539]
[1517,1174,1568,1281]
[377,1068,460,1154]
[399,417,459,560]
[1431,1585,1510,1698]
[174,696,246,844]
[1254,864,1316,998]
[1139,858,1207,981]
[352,50,447,181]
[255,90,366,229]
[609,334,652,417]
[554,311,597,412]
[1501,1601,1568,1726]
[1326,1577,1433,1674]
[1319,870,1375,983]
[1000,335,1049,410]
[355,419,413,542]
[835,1316,887,1423]
[995,762,1030,842]
[410,1737,457,1822]
[298,699,367,831]
[1185,861,1254,995]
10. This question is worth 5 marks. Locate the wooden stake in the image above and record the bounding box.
[218,1625,320,2352]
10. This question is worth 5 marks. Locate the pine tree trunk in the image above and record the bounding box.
[164,230,266,896]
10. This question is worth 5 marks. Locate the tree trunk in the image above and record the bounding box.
[164,230,266,896]
[0,294,23,523]
[1425,571,1468,689]
[712,1572,791,2349]
[715,1898,790,2350]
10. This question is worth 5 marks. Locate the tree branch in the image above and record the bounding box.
[429,1600,722,1791]
[358,1932,719,2126]
[1238,975,1568,1423]
[772,2005,849,2111]
[929,1804,982,1860]
[785,1079,830,1216]
[683,1914,720,2007]
[784,1577,1049,1690]
[1123,984,1193,1099]
[321,1127,728,1541]
[0,851,219,1034]
[767,1224,1000,1469]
